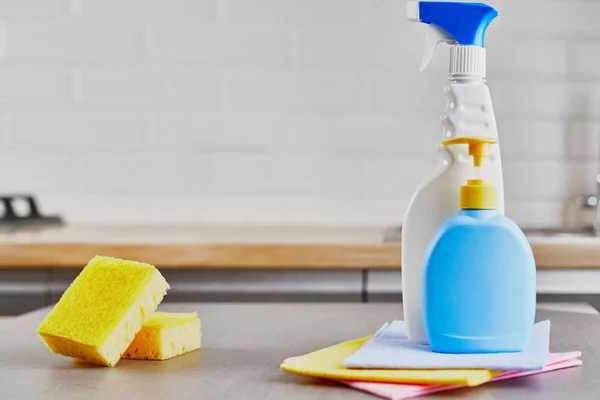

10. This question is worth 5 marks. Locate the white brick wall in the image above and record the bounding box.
[146,24,287,66]
[7,112,147,151]
[73,0,216,19]
[0,22,143,62]
[0,0,597,227]
[74,67,217,104]
[0,67,69,103]
[0,0,67,16]
[222,70,364,110]
[224,0,364,26]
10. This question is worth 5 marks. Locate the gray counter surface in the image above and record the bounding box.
[1,303,598,399]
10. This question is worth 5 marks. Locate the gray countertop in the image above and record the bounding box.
[1,303,598,399]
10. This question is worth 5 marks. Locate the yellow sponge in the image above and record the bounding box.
[37,256,169,367]
[123,312,201,360]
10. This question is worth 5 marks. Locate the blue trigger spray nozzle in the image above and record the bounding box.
[407,2,498,73]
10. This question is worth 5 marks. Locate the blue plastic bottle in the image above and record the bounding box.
[423,137,536,354]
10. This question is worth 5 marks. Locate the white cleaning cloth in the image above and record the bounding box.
[343,320,550,371]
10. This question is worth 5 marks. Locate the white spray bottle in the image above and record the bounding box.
[402,1,505,344]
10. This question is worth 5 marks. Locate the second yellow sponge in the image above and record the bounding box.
[123,312,201,360]
[37,256,170,367]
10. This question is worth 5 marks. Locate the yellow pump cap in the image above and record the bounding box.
[441,136,498,210]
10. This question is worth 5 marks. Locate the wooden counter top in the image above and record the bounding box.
[0,225,599,269]
[0,225,399,269]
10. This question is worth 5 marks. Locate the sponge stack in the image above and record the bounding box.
[37,256,170,367]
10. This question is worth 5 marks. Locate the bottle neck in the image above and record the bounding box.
[449,45,486,80]
[458,209,499,219]
[449,75,486,84]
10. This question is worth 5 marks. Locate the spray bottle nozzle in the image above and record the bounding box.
[442,136,498,209]
[441,136,497,167]
[407,2,498,72]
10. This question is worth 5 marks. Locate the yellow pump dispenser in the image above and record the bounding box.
[441,137,498,210]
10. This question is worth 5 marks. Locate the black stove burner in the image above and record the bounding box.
[0,195,63,231]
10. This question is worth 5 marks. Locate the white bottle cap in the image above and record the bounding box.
[450,45,486,78]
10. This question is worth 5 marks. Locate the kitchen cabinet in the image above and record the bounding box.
[48,269,363,304]
[2,267,600,315]
[159,269,363,302]
[0,270,49,315]
[366,270,600,303]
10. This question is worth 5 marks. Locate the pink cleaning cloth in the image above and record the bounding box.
[341,352,582,399]
[283,351,582,399]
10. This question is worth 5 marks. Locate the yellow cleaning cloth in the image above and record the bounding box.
[123,312,201,360]
[38,256,170,367]
[281,337,500,387]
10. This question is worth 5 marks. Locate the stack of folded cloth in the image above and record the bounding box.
[281,320,582,399]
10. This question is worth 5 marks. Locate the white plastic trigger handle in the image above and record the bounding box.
[420,24,455,71]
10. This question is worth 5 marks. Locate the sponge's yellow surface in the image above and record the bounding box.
[123,312,201,360]
[37,256,170,367]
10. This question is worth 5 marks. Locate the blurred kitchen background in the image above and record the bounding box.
[2,0,600,315]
